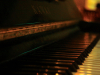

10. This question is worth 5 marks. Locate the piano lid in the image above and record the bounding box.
[0,0,82,28]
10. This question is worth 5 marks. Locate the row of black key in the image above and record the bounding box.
[0,33,99,75]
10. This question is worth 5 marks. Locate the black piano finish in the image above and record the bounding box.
[0,0,100,75]
[0,0,82,63]
[0,0,82,28]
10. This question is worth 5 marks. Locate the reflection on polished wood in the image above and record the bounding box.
[73,40,100,75]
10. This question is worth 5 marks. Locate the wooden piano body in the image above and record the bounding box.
[0,0,100,75]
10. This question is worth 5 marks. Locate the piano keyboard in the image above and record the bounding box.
[73,39,100,75]
[0,32,99,75]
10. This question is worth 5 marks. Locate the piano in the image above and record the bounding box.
[0,0,100,75]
